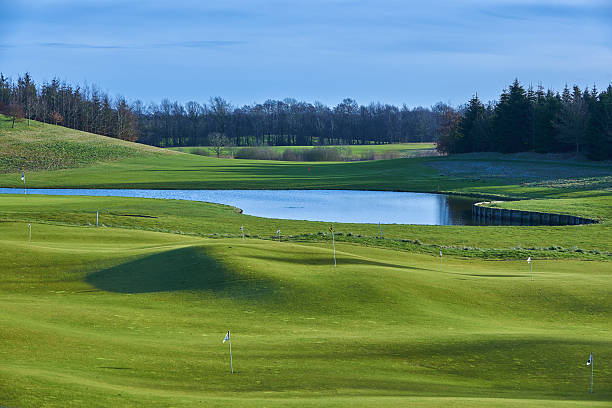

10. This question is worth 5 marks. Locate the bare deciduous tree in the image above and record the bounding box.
[49,111,63,125]
[7,104,24,128]
[208,132,230,158]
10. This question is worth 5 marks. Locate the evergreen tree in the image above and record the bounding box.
[492,79,532,153]
[533,90,562,152]
[455,95,487,152]
[585,85,612,160]
[553,86,588,153]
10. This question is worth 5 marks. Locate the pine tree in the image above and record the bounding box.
[493,79,531,153]
[455,95,489,152]
[533,90,562,152]
[585,85,612,160]
[553,86,588,153]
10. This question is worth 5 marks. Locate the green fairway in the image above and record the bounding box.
[0,221,610,407]
[170,143,438,160]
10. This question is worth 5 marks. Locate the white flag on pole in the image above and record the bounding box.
[587,352,592,366]
[527,257,531,264]
[223,330,230,344]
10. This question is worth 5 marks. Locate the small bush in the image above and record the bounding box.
[279,147,344,162]
[281,149,300,161]
[235,147,281,160]
[303,147,342,161]
[190,148,210,156]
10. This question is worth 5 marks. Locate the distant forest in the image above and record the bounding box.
[1,73,610,160]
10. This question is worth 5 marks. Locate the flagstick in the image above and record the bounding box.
[332,227,336,267]
[229,337,234,374]
[23,178,26,195]
[591,353,593,393]
[379,222,382,239]
[28,224,31,242]
[531,262,533,281]
[96,211,99,227]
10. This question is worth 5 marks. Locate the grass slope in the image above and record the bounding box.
[0,221,610,407]
[0,115,169,173]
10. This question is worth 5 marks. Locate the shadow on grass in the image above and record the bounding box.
[273,337,612,397]
[85,246,279,298]
[460,273,525,278]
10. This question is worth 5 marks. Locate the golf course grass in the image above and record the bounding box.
[1,194,610,260]
[0,221,610,407]
[170,143,438,160]
[0,117,611,406]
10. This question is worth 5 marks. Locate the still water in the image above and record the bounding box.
[0,188,481,225]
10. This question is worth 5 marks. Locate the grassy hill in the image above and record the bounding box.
[0,115,169,173]
[0,220,610,407]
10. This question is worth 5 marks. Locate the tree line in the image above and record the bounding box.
[1,73,610,159]
[0,73,138,141]
[437,79,612,160]
[0,73,445,147]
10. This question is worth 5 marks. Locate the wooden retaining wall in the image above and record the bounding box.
[472,202,599,226]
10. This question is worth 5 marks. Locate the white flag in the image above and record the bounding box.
[440,251,442,257]
[21,172,25,182]
[527,257,531,264]
[223,330,230,344]
[587,352,592,366]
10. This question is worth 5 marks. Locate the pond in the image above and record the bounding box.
[0,188,485,225]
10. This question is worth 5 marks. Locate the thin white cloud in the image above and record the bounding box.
[37,41,245,49]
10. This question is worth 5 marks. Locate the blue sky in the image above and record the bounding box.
[1,0,610,107]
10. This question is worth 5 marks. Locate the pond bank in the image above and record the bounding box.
[473,201,599,226]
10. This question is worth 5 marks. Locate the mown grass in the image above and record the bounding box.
[171,143,438,161]
[489,196,611,221]
[0,221,610,407]
[1,194,610,260]
[0,115,168,173]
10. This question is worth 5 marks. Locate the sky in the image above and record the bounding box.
[0,0,610,108]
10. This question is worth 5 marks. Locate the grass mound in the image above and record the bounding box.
[0,115,168,173]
